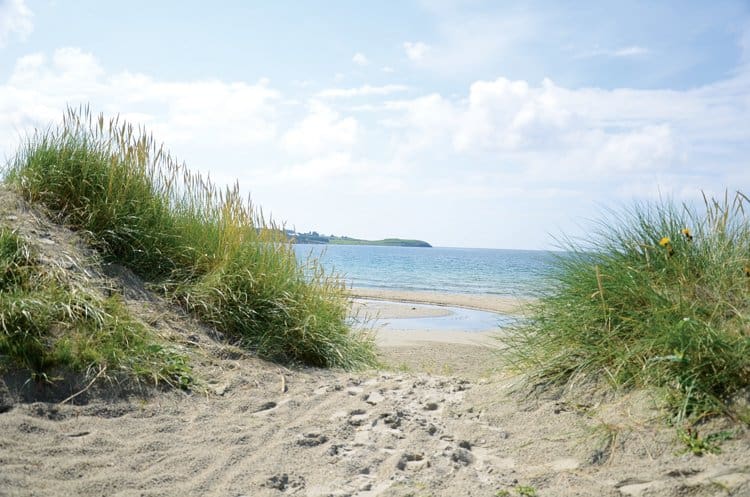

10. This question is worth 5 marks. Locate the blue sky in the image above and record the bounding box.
[1,0,749,249]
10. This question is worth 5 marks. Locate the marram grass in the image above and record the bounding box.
[0,227,192,387]
[506,192,750,424]
[4,106,375,369]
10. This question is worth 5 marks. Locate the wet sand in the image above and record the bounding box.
[348,289,510,370]
[350,287,530,314]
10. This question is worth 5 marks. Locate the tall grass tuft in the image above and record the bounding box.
[0,228,192,387]
[5,106,375,369]
[506,192,750,423]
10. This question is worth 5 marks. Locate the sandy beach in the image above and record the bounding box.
[350,287,531,315]
[350,289,507,371]
[1,219,748,497]
[4,2,749,495]
[2,291,750,497]
[3,288,749,497]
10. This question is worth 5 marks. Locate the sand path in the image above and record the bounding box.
[3,344,749,497]
[3,286,748,497]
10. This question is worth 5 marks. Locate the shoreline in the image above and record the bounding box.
[348,288,518,353]
[349,287,532,315]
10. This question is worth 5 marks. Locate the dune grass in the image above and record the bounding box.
[506,192,750,425]
[4,107,375,369]
[0,227,192,387]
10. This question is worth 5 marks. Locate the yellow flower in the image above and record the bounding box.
[659,236,674,257]
[744,265,750,277]
[681,228,693,241]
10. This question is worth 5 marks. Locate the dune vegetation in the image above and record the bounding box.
[2,107,376,381]
[507,192,750,426]
[0,226,193,387]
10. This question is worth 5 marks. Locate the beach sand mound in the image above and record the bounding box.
[1,187,749,497]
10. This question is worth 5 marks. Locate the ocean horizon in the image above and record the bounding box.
[294,244,557,297]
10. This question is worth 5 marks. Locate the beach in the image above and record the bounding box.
[351,288,510,375]
[3,285,749,496]
[4,3,749,494]
[350,288,532,315]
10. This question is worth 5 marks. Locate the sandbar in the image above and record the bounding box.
[350,287,531,314]
[351,298,452,320]
[348,288,515,352]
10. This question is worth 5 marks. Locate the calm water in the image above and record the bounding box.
[294,244,555,297]
[356,300,518,332]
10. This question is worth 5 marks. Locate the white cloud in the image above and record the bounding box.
[454,77,571,151]
[587,124,676,172]
[316,84,408,99]
[403,41,431,61]
[144,78,280,146]
[387,77,572,154]
[281,100,358,156]
[0,47,280,156]
[0,0,32,47]
[383,73,748,190]
[382,66,395,73]
[352,52,369,66]
[8,48,105,94]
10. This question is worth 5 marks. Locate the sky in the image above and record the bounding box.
[0,0,749,249]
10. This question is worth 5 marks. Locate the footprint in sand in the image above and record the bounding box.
[364,391,384,405]
[397,452,428,471]
[254,401,276,412]
[445,446,474,466]
[348,408,369,426]
[297,432,329,447]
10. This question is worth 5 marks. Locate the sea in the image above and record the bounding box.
[294,244,556,298]
[293,245,557,331]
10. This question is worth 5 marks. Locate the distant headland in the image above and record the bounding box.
[288,230,432,248]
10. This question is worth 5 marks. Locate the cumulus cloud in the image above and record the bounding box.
[316,84,408,99]
[456,78,574,151]
[9,48,105,94]
[0,0,32,47]
[352,52,369,66]
[387,78,572,154]
[592,124,675,172]
[0,47,281,155]
[403,41,431,61]
[383,73,748,188]
[281,100,358,156]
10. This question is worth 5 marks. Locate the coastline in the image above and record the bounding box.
[349,287,532,315]
[349,287,516,373]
